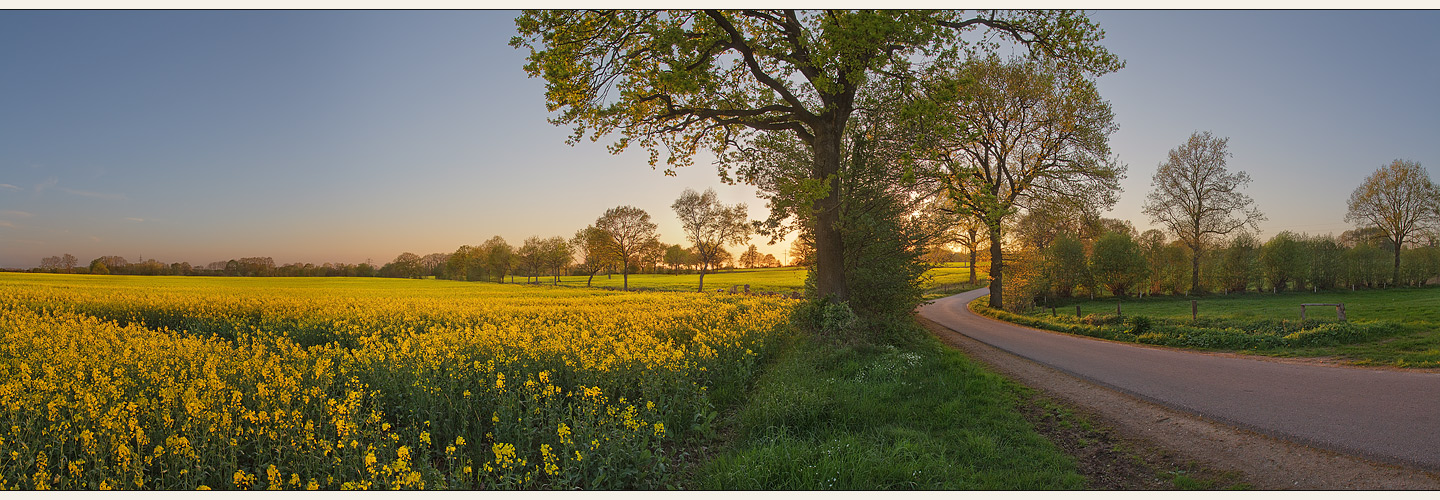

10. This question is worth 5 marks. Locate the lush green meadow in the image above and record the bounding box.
[982,287,1440,367]
[0,271,1090,491]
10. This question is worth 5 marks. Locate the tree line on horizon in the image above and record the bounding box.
[20,189,804,285]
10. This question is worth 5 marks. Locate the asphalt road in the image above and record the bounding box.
[918,289,1440,471]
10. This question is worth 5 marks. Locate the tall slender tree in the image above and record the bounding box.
[1142,131,1264,295]
[513,9,1120,305]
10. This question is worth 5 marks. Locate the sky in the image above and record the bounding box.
[1,10,1437,269]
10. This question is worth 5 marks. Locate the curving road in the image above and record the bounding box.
[919,289,1440,471]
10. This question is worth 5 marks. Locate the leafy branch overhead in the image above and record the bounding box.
[512,10,1121,176]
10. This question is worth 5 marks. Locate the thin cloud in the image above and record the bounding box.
[0,184,20,191]
[0,210,32,218]
[0,220,15,228]
[123,217,145,222]
[60,187,127,201]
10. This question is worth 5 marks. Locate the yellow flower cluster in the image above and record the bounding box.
[0,274,793,490]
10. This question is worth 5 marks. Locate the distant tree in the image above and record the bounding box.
[39,255,61,272]
[1305,234,1345,291]
[1142,131,1265,295]
[93,256,130,274]
[671,188,753,292]
[1218,232,1262,293]
[445,245,477,281]
[1260,232,1305,292]
[761,253,781,268]
[356,261,377,277]
[420,253,450,278]
[1137,229,1167,295]
[594,206,659,291]
[787,236,813,267]
[1090,231,1147,297]
[516,237,545,283]
[1400,246,1440,287]
[1043,235,1091,298]
[1345,159,1440,286]
[635,238,666,274]
[89,259,109,275]
[951,215,990,285]
[738,244,762,269]
[381,252,424,279]
[570,226,611,287]
[480,236,514,283]
[540,236,573,282]
[662,244,693,273]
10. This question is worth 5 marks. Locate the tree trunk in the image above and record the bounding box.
[968,248,977,285]
[622,257,630,291]
[811,123,848,303]
[586,270,596,287]
[1190,245,1202,295]
[697,265,707,293]
[987,226,1004,308]
[1393,237,1403,287]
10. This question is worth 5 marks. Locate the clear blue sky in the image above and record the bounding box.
[1,10,1436,269]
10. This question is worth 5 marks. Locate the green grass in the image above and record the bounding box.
[695,321,1084,490]
[986,287,1440,368]
[541,264,988,298]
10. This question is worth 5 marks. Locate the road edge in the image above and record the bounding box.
[916,312,1440,490]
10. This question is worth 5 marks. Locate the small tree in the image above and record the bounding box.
[1090,231,1147,297]
[540,236,573,282]
[481,236,514,283]
[570,226,612,286]
[1260,232,1305,292]
[1044,235,1091,299]
[738,244,762,269]
[1305,234,1345,290]
[1142,131,1265,295]
[594,206,659,291]
[672,188,752,291]
[1218,232,1261,293]
[1345,159,1440,286]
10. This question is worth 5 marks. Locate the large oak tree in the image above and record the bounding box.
[925,55,1124,308]
[512,9,1119,304]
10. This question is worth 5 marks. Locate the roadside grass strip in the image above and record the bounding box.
[699,323,1083,490]
[976,287,1440,367]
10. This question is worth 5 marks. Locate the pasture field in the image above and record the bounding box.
[0,273,793,490]
[980,287,1440,367]
[546,263,987,298]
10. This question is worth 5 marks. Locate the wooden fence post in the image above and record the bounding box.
[1191,300,1197,321]
[1076,305,1082,317]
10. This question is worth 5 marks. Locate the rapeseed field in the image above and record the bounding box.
[0,274,794,490]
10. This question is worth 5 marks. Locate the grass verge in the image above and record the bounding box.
[693,319,1083,489]
[977,288,1440,368]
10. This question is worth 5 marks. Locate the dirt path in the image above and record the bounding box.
[916,304,1440,490]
